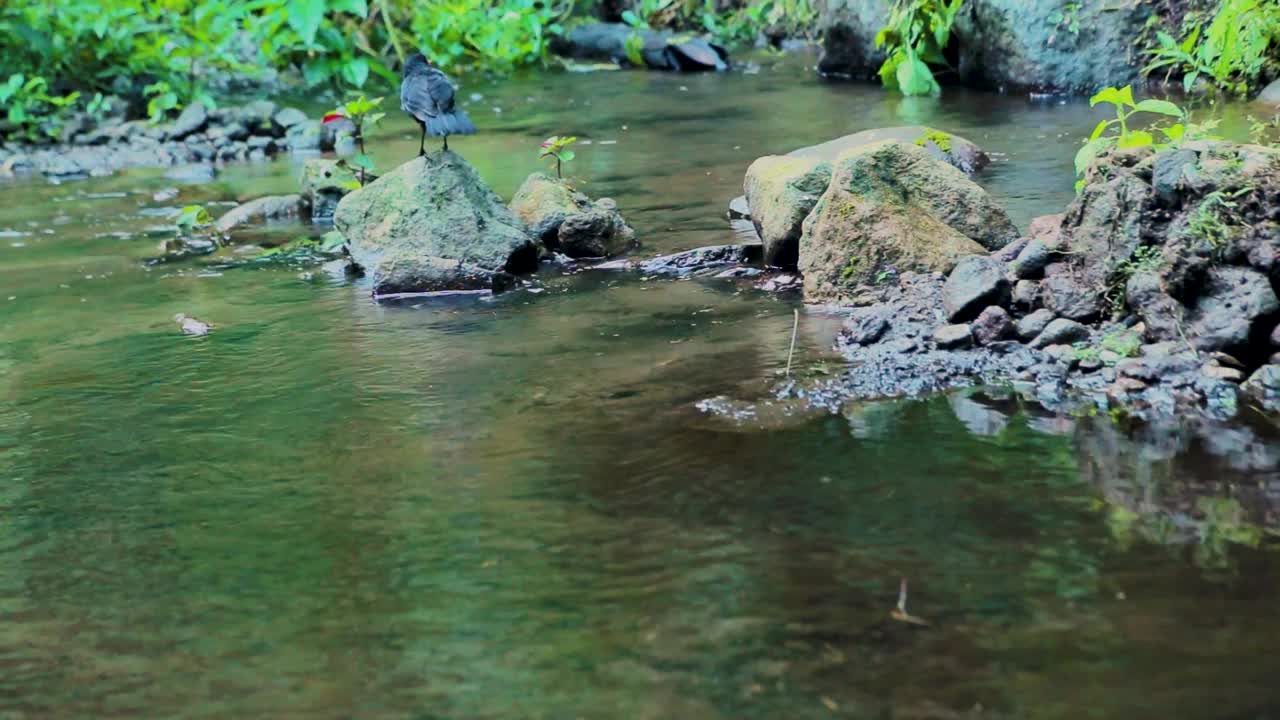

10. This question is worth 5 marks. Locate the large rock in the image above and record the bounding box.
[797,141,1016,302]
[817,0,1152,93]
[743,127,990,269]
[334,151,537,295]
[742,155,832,268]
[510,172,634,258]
[1043,274,1102,322]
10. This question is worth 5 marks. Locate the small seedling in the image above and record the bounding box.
[324,94,385,187]
[1074,86,1187,191]
[539,135,577,179]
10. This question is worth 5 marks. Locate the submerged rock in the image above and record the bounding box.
[510,173,635,258]
[334,151,537,296]
[214,194,302,234]
[799,141,1016,301]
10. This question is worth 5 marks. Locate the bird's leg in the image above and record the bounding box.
[443,135,449,152]
[418,125,426,157]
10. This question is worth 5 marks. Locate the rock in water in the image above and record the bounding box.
[334,151,537,296]
[214,195,302,234]
[300,158,357,222]
[174,313,211,336]
[799,141,1016,302]
[510,173,635,258]
[743,127,990,269]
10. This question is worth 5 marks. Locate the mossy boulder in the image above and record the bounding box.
[510,172,635,258]
[797,140,1017,302]
[300,158,358,222]
[334,151,537,296]
[743,127,989,269]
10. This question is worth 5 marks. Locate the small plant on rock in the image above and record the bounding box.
[324,94,385,187]
[1074,86,1187,191]
[539,135,577,179]
[176,204,212,235]
[0,74,80,141]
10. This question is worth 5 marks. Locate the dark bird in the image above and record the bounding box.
[401,53,475,155]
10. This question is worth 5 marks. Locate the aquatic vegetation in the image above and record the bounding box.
[874,0,964,96]
[1143,0,1280,95]
[539,135,578,179]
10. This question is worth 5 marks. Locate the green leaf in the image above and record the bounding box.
[341,58,370,87]
[559,150,575,162]
[1089,119,1112,141]
[351,153,375,170]
[896,53,939,96]
[1074,137,1113,176]
[287,0,325,46]
[1183,71,1200,94]
[1116,85,1135,108]
[1133,99,1183,117]
[1089,86,1124,108]
[1117,130,1154,149]
[331,0,368,17]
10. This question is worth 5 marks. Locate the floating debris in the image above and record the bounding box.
[174,313,212,336]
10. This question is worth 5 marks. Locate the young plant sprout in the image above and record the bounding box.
[324,95,386,187]
[539,135,577,179]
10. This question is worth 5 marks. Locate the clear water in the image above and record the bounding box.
[2,54,1279,719]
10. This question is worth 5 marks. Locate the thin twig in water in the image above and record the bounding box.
[786,309,799,377]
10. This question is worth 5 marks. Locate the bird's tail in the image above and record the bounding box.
[426,110,476,137]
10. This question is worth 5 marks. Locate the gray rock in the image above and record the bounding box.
[334,151,537,295]
[1186,266,1279,351]
[1242,365,1280,411]
[727,195,751,220]
[238,100,277,134]
[320,116,356,151]
[1044,274,1102,322]
[1125,272,1183,342]
[1259,79,1280,108]
[273,107,308,130]
[1011,238,1053,279]
[637,244,763,275]
[1016,308,1056,341]
[1152,148,1197,202]
[972,306,1012,346]
[1030,318,1089,349]
[943,256,1009,322]
[934,324,973,349]
[214,194,302,234]
[844,309,889,346]
[1272,323,1280,347]
[1012,279,1041,309]
[286,120,322,152]
[1201,364,1245,383]
[167,102,209,140]
[510,173,635,258]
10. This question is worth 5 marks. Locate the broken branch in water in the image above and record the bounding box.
[891,577,930,626]
[786,308,799,377]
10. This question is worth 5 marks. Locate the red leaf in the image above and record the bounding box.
[323,113,345,124]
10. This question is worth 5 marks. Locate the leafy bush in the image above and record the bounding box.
[1143,0,1280,95]
[875,0,964,96]
[0,74,80,141]
[620,0,817,45]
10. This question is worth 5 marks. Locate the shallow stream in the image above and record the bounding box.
[2,56,1279,718]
